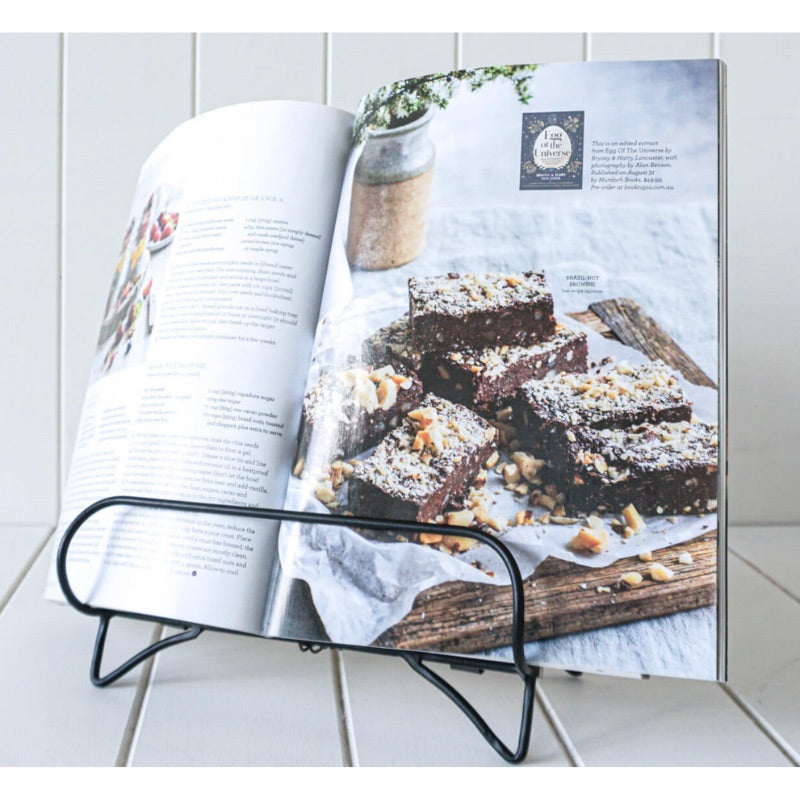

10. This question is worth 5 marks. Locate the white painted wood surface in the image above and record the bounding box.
[130,635,345,766]
[0,32,798,768]
[0,34,60,525]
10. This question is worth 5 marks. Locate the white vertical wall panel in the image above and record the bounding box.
[63,34,193,475]
[331,33,457,113]
[591,33,713,61]
[0,34,60,524]
[198,33,326,113]
[720,34,800,525]
[462,33,585,67]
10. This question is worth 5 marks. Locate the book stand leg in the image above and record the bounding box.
[58,495,540,764]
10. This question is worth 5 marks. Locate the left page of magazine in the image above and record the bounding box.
[47,102,354,635]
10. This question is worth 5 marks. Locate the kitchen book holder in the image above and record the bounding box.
[58,495,546,764]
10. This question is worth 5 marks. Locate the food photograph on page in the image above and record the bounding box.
[92,186,180,383]
[280,59,724,680]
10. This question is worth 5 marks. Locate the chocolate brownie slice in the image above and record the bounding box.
[563,420,719,515]
[301,364,423,463]
[513,360,692,459]
[409,271,556,352]
[361,313,424,374]
[422,323,588,411]
[348,394,497,522]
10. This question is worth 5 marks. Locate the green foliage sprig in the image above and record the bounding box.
[353,64,538,144]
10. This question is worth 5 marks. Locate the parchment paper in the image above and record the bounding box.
[279,289,718,648]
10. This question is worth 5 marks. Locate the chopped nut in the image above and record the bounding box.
[418,533,444,545]
[515,509,535,526]
[487,515,508,532]
[472,469,488,488]
[706,498,718,512]
[533,493,556,511]
[314,480,337,506]
[638,551,653,562]
[648,563,674,582]
[495,406,513,423]
[620,571,643,587]
[596,586,611,593]
[538,512,551,525]
[514,482,529,496]
[569,527,609,554]
[341,462,354,478]
[494,460,508,475]
[376,378,398,410]
[329,461,345,490]
[503,463,521,484]
[446,509,475,528]
[484,451,499,469]
[622,526,635,539]
[678,551,694,565]
[622,503,646,534]
[442,534,477,553]
[511,452,546,483]
[472,504,492,526]
[585,514,605,530]
[408,406,438,427]
[548,515,582,525]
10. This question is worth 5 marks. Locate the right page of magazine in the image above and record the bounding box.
[271,60,725,680]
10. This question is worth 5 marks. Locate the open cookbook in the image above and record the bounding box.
[48,58,727,681]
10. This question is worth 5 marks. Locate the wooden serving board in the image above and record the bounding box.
[376,298,718,655]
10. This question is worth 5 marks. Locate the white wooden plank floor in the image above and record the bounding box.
[1,524,797,767]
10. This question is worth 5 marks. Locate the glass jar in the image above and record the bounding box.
[346,108,435,270]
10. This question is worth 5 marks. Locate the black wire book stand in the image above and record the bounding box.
[58,495,543,763]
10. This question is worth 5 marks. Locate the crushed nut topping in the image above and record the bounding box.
[648,563,674,582]
[569,527,609,554]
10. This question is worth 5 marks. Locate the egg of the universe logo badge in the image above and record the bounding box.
[520,111,584,190]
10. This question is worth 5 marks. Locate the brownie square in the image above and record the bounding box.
[408,271,556,352]
[513,360,692,460]
[563,420,719,515]
[421,323,588,411]
[348,394,497,522]
[301,364,423,463]
[361,313,424,374]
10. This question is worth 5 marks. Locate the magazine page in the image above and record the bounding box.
[270,61,724,680]
[48,102,354,634]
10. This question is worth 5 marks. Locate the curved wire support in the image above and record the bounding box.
[58,495,538,760]
[402,653,538,764]
[90,614,203,688]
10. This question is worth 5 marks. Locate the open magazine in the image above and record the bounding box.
[48,59,726,681]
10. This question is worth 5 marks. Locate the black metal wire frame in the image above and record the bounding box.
[57,495,540,763]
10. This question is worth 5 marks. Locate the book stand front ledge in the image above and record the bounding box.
[58,495,548,764]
